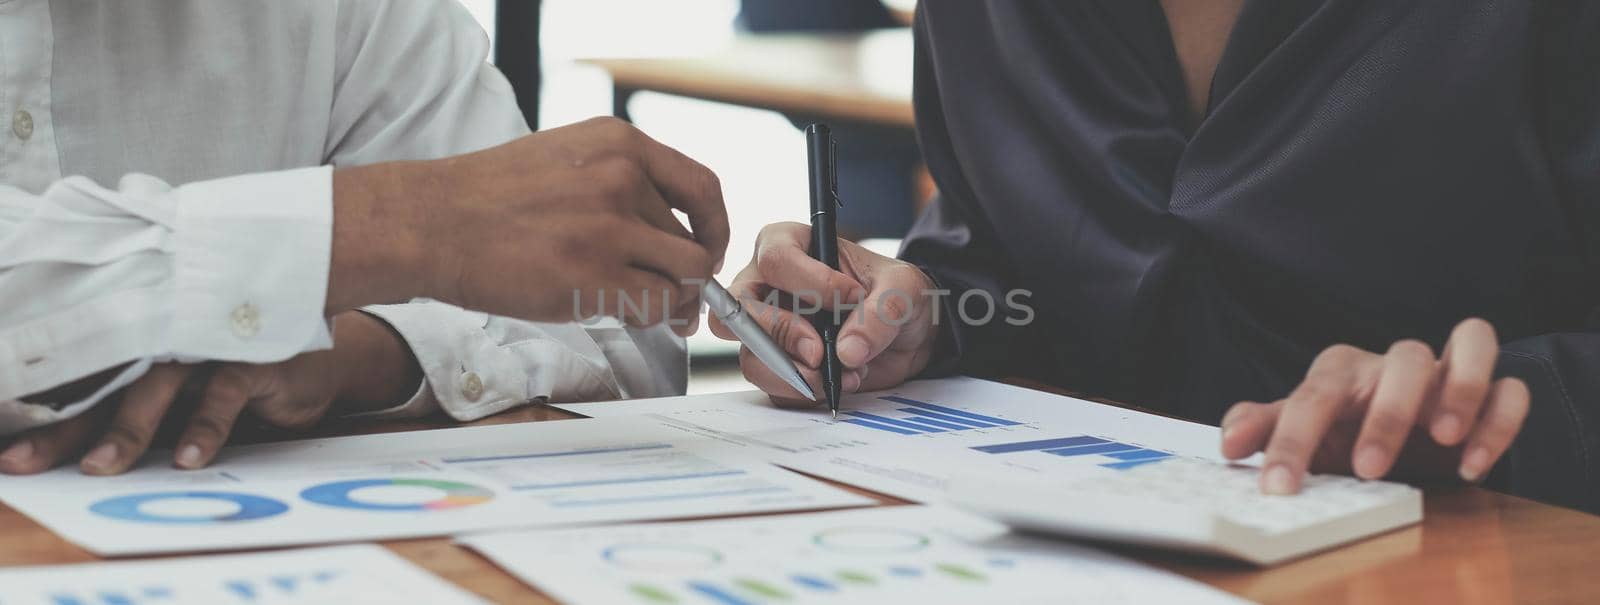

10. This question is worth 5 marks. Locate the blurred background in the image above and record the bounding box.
[457,0,924,395]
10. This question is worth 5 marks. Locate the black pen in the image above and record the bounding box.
[805,124,844,420]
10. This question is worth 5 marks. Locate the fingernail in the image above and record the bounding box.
[1263,465,1297,495]
[1219,424,1234,443]
[0,440,33,465]
[1354,445,1387,479]
[1460,446,1492,482]
[844,371,862,392]
[1432,413,1463,444]
[798,338,821,365]
[82,443,119,472]
[176,444,204,469]
[838,336,868,367]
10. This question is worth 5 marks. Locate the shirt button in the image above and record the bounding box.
[460,372,484,401]
[230,303,261,338]
[12,109,33,141]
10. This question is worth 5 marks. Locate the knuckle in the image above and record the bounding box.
[1387,339,1435,363]
[1290,382,1340,409]
[876,290,912,321]
[1364,411,1412,442]
[1445,373,1491,401]
[758,221,807,244]
[1265,435,1314,464]
[102,422,149,450]
[755,248,788,279]
[185,415,232,443]
[1319,343,1364,363]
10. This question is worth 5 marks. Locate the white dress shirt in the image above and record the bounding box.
[0,0,686,435]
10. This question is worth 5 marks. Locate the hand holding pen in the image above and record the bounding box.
[709,124,942,413]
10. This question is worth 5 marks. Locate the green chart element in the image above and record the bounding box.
[629,583,678,603]
[735,578,792,600]
[836,570,878,585]
[935,563,988,582]
[812,527,931,554]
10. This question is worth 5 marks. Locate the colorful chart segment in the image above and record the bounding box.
[625,559,1008,605]
[838,396,1023,435]
[89,491,289,524]
[299,478,494,512]
[971,435,1175,470]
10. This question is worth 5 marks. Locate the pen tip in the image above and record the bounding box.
[831,409,837,421]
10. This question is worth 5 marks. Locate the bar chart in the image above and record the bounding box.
[837,396,1025,436]
[970,435,1175,470]
[464,506,1246,605]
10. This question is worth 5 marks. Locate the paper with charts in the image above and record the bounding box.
[0,416,872,556]
[0,544,484,605]
[461,506,1249,605]
[557,377,1233,502]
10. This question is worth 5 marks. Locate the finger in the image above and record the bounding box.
[623,224,713,335]
[1219,401,1282,460]
[0,405,109,475]
[740,294,826,368]
[1432,318,1497,445]
[1352,340,1436,479]
[837,264,928,369]
[740,346,859,406]
[1458,377,1530,482]
[710,264,765,341]
[81,364,192,475]
[173,367,254,470]
[611,267,681,327]
[629,180,695,241]
[1261,345,1370,494]
[634,132,730,267]
[751,223,866,310]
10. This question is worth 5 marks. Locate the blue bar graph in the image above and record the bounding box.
[878,396,1023,426]
[971,436,1107,454]
[688,581,758,605]
[842,411,950,433]
[974,434,1177,470]
[1103,459,1169,470]
[1105,449,1172,461]
[1042,442,1138,456]
[895,408,996,428]
[888,566,923,577]
[839,418,921,435]
[839,396,1028,436]
[790,575,838,591]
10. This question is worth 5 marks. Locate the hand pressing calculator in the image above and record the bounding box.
[947,457,1422,565]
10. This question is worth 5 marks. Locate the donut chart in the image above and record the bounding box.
[90,491,289,524]
[299,478,494,512]
[812,526,931,553]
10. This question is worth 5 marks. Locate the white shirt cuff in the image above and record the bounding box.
[170,166,333,361]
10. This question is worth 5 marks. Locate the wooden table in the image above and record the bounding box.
[582,30,915,129]
[5,385,1600,604]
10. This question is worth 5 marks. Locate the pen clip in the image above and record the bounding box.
[829,137,842,207]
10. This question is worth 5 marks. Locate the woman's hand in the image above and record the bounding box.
[1221,318,1530,494]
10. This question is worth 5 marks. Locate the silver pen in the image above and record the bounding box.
[702,280,818,403]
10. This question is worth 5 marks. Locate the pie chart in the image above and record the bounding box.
[299,478,494,512]
[89,491,289,524]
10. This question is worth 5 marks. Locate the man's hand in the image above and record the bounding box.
[328,117,728,336]
[710,222,938,405]
[1221,318,1530,494]
[0,313,421,475]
